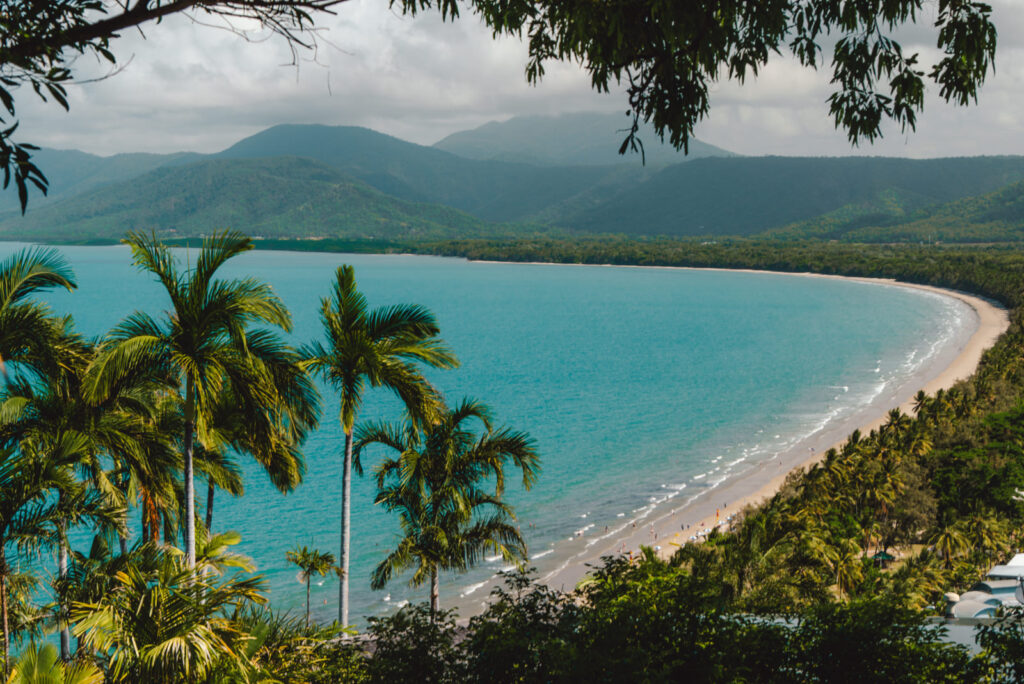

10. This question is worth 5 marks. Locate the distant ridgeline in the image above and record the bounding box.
[4,113,1024,244]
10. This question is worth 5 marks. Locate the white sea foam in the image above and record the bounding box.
[531,550,554,560]
[460,580,489,598]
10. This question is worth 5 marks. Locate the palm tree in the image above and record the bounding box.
[829,538,865,600]
[301,265,458,625]
[0,320,184,660]
[7,643,102,684]
[71,531,265,684]
[929,523,970,569]
[0,247,76,381]
[0,449,89,675]
[197,329,320,533]
[86,231,300,567]
[354,398,539,618]
[285,545,338,627]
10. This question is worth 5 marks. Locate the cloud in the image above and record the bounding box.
[11,0,1024,158]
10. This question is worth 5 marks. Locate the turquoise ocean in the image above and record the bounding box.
[22,245,974,626]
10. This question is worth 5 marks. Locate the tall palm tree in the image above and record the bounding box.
[301,265,458,625]
[354,398,538,618]
[86,231,300,567]
[285,545,338,628]
[0,322,151,660]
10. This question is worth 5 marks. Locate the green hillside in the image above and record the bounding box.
[828,179,1024,242]
[10,124,1024,245]
[556,155,1024,236]
[0,148,200,214]
[0,156,503,242]
[215,124,633,222]
[432,111,734,166]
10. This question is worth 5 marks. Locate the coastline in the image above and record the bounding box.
[459,263,1010,603]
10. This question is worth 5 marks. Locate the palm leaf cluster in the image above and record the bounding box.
[355,398,539,616]
[87,231,318,566]
[71,533,264,684]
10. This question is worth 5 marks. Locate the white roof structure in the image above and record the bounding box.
[986,565,1024,580]
[947,600,999,619]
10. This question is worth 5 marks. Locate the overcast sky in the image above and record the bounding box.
[17,0,1024,158]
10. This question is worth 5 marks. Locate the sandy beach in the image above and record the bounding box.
[453,264,1010,603]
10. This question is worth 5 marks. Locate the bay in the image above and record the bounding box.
[19,244,972,625]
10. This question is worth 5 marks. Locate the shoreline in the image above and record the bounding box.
[457,263,1010,605]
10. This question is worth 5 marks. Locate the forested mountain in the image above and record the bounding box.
[0,157,501,242]
[215,124,637,222]
[432,111,734,166]
[7,122,1024,244]
[0,148,199,213]
[552,155,1024,236]
[807,179,1024,243]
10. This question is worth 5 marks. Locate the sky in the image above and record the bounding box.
[17,0,1024,158]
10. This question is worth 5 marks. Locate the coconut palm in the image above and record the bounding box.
[86,231,300,567]
[0,323,173,660]
[829,538,865,600]
[354,398,538,618]
[285,546,338,628]
[301,265,458,625]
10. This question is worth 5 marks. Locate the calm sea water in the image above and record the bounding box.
[20,245,971,625]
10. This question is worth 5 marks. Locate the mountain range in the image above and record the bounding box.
[4,112,1024,244]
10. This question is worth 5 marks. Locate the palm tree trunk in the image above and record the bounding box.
[306,579,311,629]
[205,478,215,533]
[183,380,196,567]
[58,529,70,661]
[0,545,9,679]
[339,429,352,625]
[430,567,439,620]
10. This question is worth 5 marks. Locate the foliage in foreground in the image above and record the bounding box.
[349,566,998,683]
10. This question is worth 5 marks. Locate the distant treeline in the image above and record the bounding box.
[415,238,1024,308]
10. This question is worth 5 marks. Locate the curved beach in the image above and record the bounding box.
[452,266,1009,605]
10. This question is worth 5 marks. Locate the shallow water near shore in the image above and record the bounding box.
[18,245,973,626]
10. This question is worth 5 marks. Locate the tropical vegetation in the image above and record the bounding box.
[5,232,1024,680]
[300,264,458,626]
[285,546,338,628]
[354,399,539,617]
